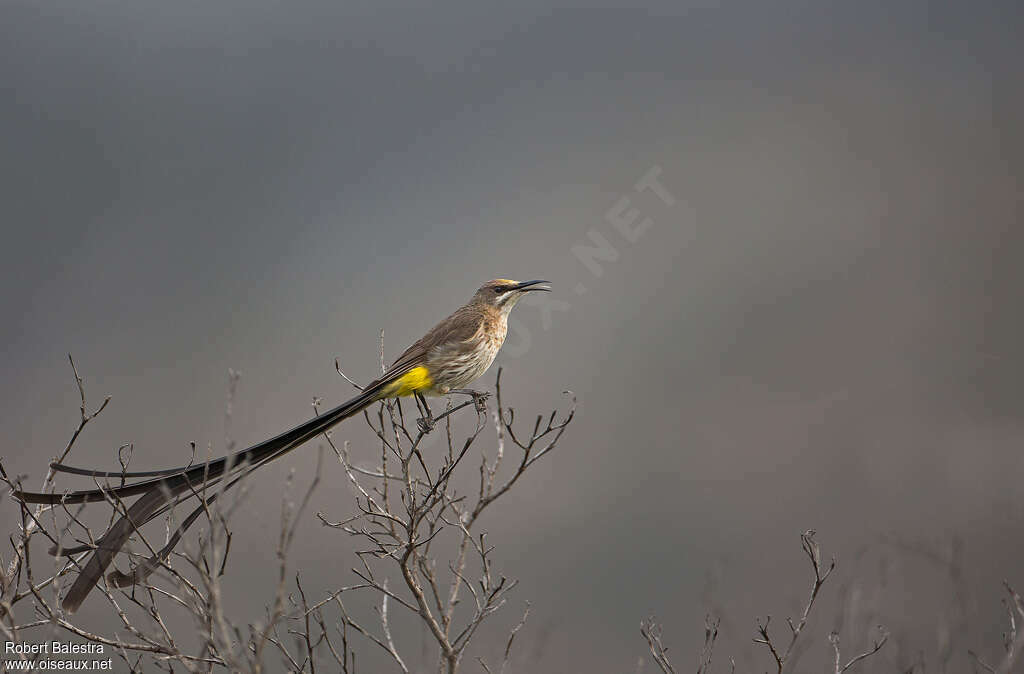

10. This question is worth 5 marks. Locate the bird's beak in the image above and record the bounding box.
[512,280,551,292]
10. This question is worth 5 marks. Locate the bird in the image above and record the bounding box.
[14,278,550,613]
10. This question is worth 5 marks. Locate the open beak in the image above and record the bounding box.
[511,279,551,292]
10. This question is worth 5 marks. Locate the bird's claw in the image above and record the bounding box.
[458,385,489,411]
[449,388,490,410]
[466,390,490,412]
[417,416,436,434]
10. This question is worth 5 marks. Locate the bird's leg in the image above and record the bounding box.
[448,388,491,413]
[415,391,435,434]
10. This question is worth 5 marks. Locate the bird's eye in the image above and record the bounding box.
[492,287,502,294]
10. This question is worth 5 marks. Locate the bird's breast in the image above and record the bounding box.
[426,316,507,391]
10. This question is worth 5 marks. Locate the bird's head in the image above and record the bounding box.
[472,279,550,313]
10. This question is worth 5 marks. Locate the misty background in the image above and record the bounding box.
[2,1,1023,671]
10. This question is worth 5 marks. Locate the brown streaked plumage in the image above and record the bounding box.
[13,278,550,612]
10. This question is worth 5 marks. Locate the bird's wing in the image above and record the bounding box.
[383,305,483,374]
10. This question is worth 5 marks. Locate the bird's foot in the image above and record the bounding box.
[449,388,491,413]
[416,416,435,434]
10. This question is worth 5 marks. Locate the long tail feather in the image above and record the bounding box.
[27,384,385,613]
[49,463,200,478]
[15,385,383,506]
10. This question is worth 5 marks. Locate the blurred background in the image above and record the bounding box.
[2,1,1022,671]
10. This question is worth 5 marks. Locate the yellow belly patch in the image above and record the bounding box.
[383,366,433,397]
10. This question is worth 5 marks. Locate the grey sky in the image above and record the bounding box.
[3,2,1023,671]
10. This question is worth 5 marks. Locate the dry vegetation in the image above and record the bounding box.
[1,356,1020,673]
